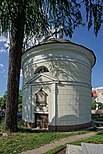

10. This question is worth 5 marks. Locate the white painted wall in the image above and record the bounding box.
[22,39,95,128]
[22,86,32,122]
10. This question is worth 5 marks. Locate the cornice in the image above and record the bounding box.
[22,42,96,69]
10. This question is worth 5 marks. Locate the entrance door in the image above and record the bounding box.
[35,113,48,129]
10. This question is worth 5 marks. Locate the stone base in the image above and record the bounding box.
[22,121,94,132]
[48,121,94,132]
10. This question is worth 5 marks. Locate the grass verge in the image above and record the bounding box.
[44,131,103,154]
[70,131,103,145]
[0,123,89,154]
[43,144,65,154]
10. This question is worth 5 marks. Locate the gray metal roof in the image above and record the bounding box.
[39,37,71,44]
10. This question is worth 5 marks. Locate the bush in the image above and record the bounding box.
[92,102,103,110]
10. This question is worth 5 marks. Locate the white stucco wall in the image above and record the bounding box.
[56,84,91,125]
[22,39,95,129]
[22,43,94,84]
[22,86,32,122]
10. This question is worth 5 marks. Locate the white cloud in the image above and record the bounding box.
[92,87,103,90]
[0,48,7,54]
[0,35,10,54]
[4,43,9,48]
[0,70,5,73]
[4,42,10,52]
[0,63,4,68]
[96,87,103,90]
[0,64,5,75]
[0,36,7,42]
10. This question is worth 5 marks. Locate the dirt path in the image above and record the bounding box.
[21,131,98,154]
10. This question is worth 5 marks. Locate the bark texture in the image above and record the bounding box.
[4,5,25,132]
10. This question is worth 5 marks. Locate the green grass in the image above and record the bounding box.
[44,131,103,154]
[0,123,89,154]
[43,144,65,154]
[70,132,103,145]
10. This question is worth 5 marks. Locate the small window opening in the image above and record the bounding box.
[34,66,49,74]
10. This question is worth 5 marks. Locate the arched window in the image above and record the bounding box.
[34,66,49,74]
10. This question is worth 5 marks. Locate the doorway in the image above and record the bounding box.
[35,113,48,129]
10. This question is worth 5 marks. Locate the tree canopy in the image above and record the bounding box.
[0,0,103,40]
[84,0,103,35]
[0,92,7,110]
[0,90,22,111]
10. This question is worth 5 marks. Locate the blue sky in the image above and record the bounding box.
[0,26,103,96]
[71,26,103,90]
[0,38,9,97]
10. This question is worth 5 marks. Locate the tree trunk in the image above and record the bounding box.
[4,9,24,132]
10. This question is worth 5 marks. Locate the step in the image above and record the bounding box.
[81,143,103,154]
[66,145,83,154]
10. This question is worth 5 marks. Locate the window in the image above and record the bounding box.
[34,66,49,74]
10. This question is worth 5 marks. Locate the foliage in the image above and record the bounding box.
[0,0,85,44]
[92,102,103,110]
[0,92,7,110]
[0,90,22,111]
[18,90,22,112]
[91,101,97,110]
[97,102,103,109]
[45,133,103,154]
[70,133,103,145]
[83,0,103,36]
[0,124,88,154]
[44,144,65,154]
[0,0,103,38]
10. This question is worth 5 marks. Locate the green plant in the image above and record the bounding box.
[0,90,22,111]
[70,133,103,145]
[44,133,103,154]
[92,102,103,110]
[0,124,89,154]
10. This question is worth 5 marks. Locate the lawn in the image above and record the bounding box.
[70,131,103,145]
[44,131,103,154]
[0,123,88,154]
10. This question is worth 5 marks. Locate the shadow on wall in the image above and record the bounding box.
[23,52,90,84]
[50,114,80,125]
[22,83,52,123]
[22,85,32,121]
[50,114,91,132]
[22,51,91,127]
[23,60,38,84]
[49,57,80,81]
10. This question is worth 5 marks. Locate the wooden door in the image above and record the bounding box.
[35,113,48,129]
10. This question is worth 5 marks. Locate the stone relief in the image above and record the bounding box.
[35,87,48,112]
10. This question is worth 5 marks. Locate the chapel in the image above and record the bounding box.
[21,38,96,131]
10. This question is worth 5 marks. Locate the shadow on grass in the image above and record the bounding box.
[18,126,49,133]
[0,119,49,133]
